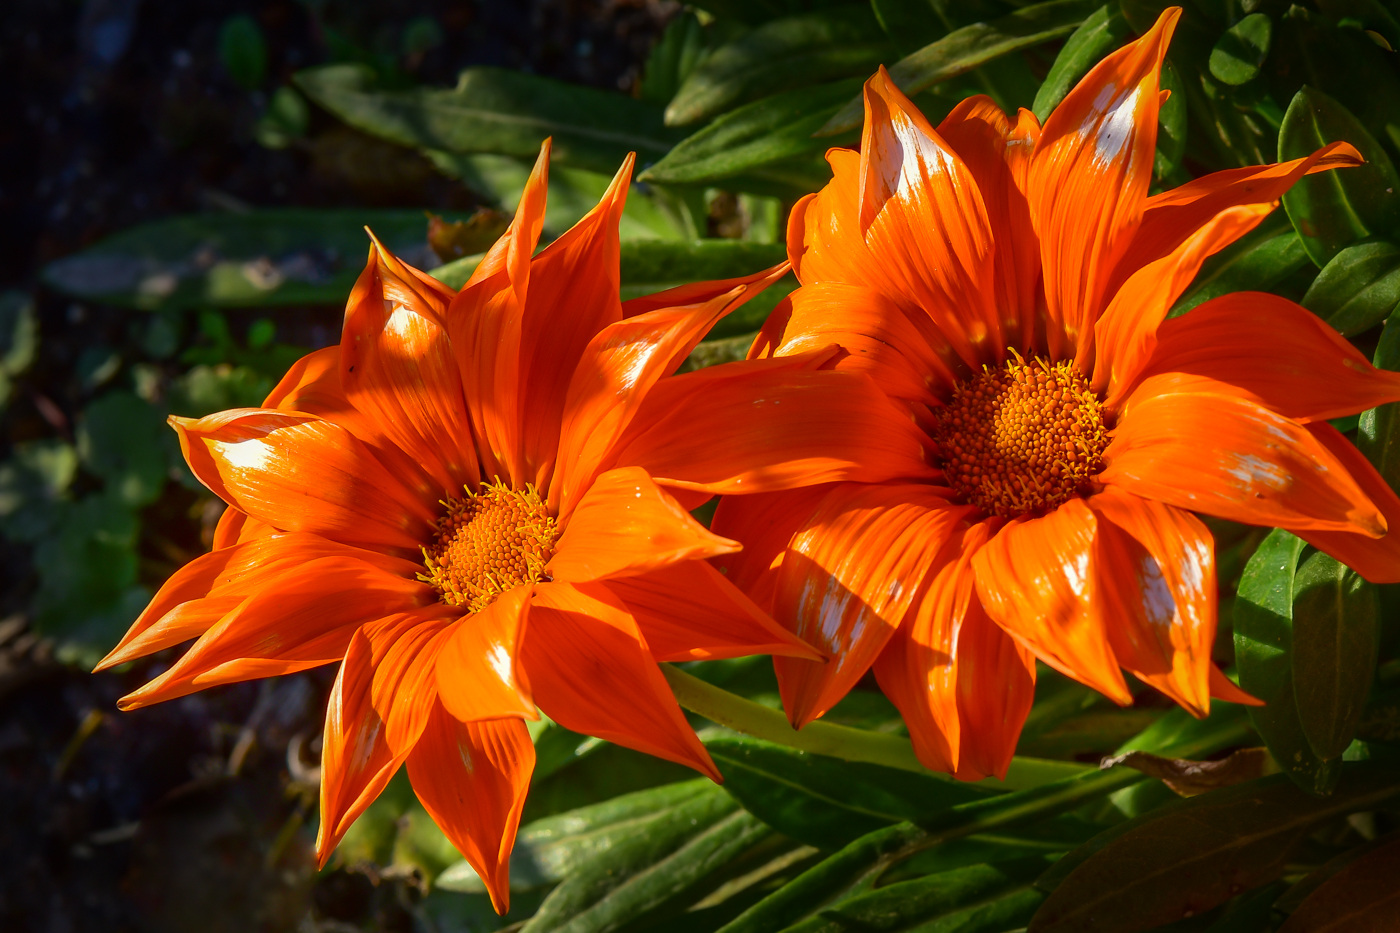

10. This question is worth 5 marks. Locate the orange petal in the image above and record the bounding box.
[1210,665,1261,705]
[711,483,836,611]
[211,506,247,550]
[871,522,988,773]
[615,360,936,495]
[434,586,536,722]
[514,155,633,491]
[117,555,431,710]
[605,559,822,662]
[1115,141,1365,285]
[317,628,404,866]
[407,704,534,914]
[1089,486,1216,716]
[524,581,719,780]
[972,500,1132,703]
[340,240,479,494]
[362,610,455,755]
[772,483,976,727]
[549,466,739,582]
[1101,385,1386,535]
[553,263,789,514]
[937,95,1042,352]
[1291,422,1400,583]
[952,595,1036,781]
[1029,8,1179,355]
[754,283,955,403]
[1093,203,1273,401]
[857,68,1001,366]
[1132,291,1400,422]
[787,149,886,291]
[171,409,437,552]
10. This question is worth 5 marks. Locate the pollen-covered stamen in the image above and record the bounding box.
[933,354,1109,518]
[420,480,560,612]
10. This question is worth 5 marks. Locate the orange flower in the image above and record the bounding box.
[710,8,1400,781]
[95,142,827,913]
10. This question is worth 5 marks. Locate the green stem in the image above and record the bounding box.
[662,664,1089,790]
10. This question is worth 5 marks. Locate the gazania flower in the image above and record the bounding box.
[95,142,830,912]
[710,7,1400,781]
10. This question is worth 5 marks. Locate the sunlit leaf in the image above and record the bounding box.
[1301,238,1400,336]
[1031,4,1132,122]
[1209,13,1272,86]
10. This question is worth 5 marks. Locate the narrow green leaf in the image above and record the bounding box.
[294,64,683,175]
[642,78,861,186]
[1031,4,1132,122]
[666,8,893,126]
[1290,551,1380,760]
[820,0,1098,136]
[638,11,708,106]
[1170,212,1309,317]
[1280,86,1400,268]
[1234,528,1341,795]
[1027,763,1400,933]
[1209,13,1272,86]
[1301,238,1400,336]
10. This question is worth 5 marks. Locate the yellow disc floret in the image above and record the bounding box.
[933,354,1109,518]
[420,480,560,612]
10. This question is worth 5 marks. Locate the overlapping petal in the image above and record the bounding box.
[435,586,535,723]
[1291,422,1400,584]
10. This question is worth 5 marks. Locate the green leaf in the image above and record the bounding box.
[666,7,893,126]
[1276,835,1400,932]
[1031,4,1132,122]
[294,64,682,176]
[780,859,1049,933]
[0,439,78,543]
[689,0,860,27]
[882,817,1102,880]
[40,209,449,312]
[1154,60,1188,181]
[1357,307,1400,488]
[638,11,708,106]
[1301,238,1400,336]
[1027,763,1400,932]
[820,0,1099,136]
[219,14,267,91]
[1170,212,1310,317]
[1280,86,1400,268]
[1290,551,1380,761]
[1234,528,1341,795]
[642,78,861,187]
[1209,13,1272,86]
[254,86,311,150]
[707,735,997,850]
[77,392,169,509]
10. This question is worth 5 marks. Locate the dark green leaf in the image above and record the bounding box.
[1280,86,1400,268]
[1276,835,1400,932]
[1209,14,1272,86]
[1302,238,1400,335]
[294,64,683,175]
[77,391,169,508]
[1030,765,1400,932]
[1235,528,1341,794]
[641,78,861,186]
[1357,307,1400,490]
[882,817,1102,880]
[1290,551,1380,760]
[639,11,708,106]
[1031,4,1132,122]
[666,7,893,126]
[707,735,997,850]
[820,0,1099,135]
[1315,0,1400,49]
[0,439,78,543]
[1171,212,1310,316]
[254,86,311,150]
[1155,60,1188,181]
[218,14,267,90]
[689,0,861,27]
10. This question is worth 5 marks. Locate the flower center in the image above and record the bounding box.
[932,355,1109,518]
[420,481,560,611]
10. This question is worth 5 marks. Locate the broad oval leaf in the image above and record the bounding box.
[1209,13,1272,86]
[1031,4,1133,122]
[1301,238,1400,336]
[1028,763,1400,933]
[1357,307,1400,489]
[1280,86,1400,268]
[666,7,894,126]
[1276,836,1400,932]
[1290,551,1380,761]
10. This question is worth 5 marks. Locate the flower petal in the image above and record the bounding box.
[1089,486,1216,715]
[1101,385,1385,535]
[172,409,437,552]
[1132,291,1400,422]
[1093,203,1273,400]
[604,559,822,662]
[772,483,976,728]
[858,68,1001,366]
[1291,422,1400,583]
[1029,8,1178,354]
[549,466,739,582]
[407,705,534,915]
[363,610,455,756]
[614,358,936,495]
[340,239,478,494]
[972,500,1132,703]
[952,596,1036,781]
[524,581,719,780]
[711,484,836,611]
[317,628,403,866]
[435,586,536,722]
